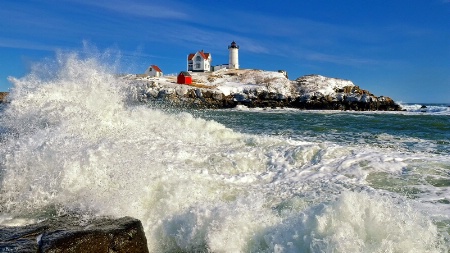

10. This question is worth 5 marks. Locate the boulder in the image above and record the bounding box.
[202,90,213,99]
[146,89,159,98]
[175,87,188,96]
[233,93,249,102]
[212,91,223,101]
[194,88,203,98]
[0,215,149,253]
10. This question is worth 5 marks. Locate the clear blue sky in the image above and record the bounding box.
[1,0,449,103]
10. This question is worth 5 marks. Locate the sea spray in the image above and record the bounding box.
[0,51,447,252]
[258,192,442,252]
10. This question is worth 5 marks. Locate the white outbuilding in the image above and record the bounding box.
[145,65,163,77]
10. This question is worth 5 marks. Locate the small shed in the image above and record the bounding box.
[177,71,192,85]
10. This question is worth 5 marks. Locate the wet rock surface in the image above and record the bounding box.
[0,216,149,253]
[136,85,401,111]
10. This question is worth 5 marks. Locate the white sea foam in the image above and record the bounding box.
[260,191,443,252]
[0,52,448,251]
[398,102,450,114]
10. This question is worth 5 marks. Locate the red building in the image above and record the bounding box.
[177,71,192,85]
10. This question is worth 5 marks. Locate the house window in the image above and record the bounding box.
[196,56,201,61]
[195,63,200,68]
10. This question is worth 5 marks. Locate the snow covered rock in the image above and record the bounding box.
[293,75,400,110]
[295,74,355,96]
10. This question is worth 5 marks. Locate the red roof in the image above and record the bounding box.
[151,65,162,72]
[187,51,210,60]
[199,51,210,59]
[178,71,191,76]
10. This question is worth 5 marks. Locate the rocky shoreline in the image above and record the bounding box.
[135,85,400,111]
[0,216,149,252]
[128,72,402,111]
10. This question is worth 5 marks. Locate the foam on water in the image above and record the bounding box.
[0,52,448,252]
[398,102,450,114]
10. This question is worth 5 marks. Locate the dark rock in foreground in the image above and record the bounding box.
[0,216,149,253]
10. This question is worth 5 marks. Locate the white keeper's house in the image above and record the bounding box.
[187,50,212,72]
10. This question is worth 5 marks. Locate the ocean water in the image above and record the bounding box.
[1,53,450,252]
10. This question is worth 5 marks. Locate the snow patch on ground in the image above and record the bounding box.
[121,70,360,100]
[122,69,294,96]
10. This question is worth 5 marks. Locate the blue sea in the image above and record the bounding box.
[1,53,449,252]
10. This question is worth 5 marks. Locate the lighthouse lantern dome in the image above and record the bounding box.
[228,41,239,49]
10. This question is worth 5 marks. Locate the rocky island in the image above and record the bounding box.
[123,69,401,111]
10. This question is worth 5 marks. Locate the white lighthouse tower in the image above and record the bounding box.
[228,41,239,69]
